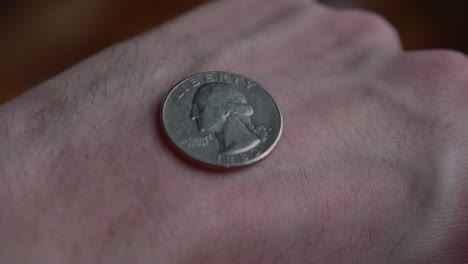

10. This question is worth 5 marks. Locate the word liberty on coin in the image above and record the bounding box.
[161,71,282,168]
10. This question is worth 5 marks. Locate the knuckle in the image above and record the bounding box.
[402,50,468,90]
[414,49,468,73]
[401,50,468,111]
[333,9,401,48]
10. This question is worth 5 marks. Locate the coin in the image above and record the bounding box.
[161,71,282,168]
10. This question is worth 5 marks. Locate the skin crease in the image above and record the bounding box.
[1,0,468,263]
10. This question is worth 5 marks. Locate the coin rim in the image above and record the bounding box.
[161,71,283,168]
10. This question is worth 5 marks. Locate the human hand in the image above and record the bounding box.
[1,0,468,263]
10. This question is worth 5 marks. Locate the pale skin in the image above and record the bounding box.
[1,0,468,263]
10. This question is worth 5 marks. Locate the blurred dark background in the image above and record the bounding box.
[1,0,467,103]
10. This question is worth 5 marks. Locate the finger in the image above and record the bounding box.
[198,4,334,73]
[198,5,401,77]
[145,0,313,48]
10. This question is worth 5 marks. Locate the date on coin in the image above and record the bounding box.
[161,71,282,168]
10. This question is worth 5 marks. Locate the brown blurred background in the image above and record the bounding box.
[1,0,467,103]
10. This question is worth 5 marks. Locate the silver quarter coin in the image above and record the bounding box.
[161,71,282,168]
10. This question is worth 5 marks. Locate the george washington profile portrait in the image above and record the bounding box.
[190,82,267,155]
